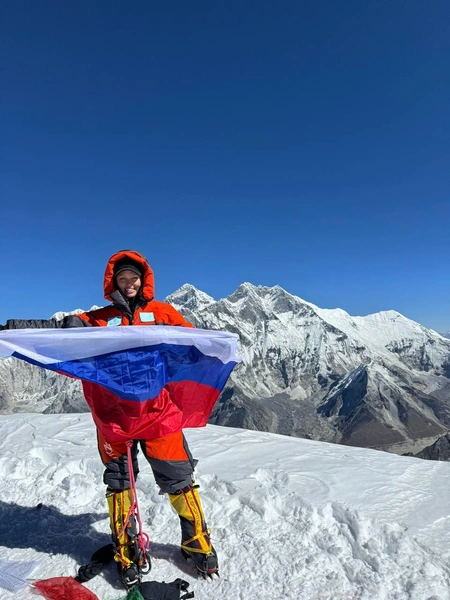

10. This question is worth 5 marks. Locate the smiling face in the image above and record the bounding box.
[115,270,142,299]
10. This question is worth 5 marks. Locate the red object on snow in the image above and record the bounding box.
[34,576,99,600]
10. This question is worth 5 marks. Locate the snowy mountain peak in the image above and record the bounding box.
[229,281,260,298]
[225,282,311,311]
[173,283,204,294]
[371,309,404,320]
[237,281,256,291]
[166,284,215,313]
[165,281,450,451]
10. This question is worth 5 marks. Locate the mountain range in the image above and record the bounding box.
[1,284,449,456]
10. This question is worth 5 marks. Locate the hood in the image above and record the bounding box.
[104,250,154,302]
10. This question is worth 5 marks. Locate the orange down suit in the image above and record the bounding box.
[77,250,196,493]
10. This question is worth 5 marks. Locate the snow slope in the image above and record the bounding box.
[0,413,449,600]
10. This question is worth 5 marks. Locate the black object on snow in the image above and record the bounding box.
[75,543,115,583]
[139,578,194,600]
[75,546,194,598]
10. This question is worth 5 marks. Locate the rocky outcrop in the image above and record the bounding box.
[414,433,450,460]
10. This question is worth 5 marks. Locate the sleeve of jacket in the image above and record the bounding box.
[2,318,61,329]
[1,316,92,329]
[157,304,194,328]
[74,308,112,327]
[61,315,93,328]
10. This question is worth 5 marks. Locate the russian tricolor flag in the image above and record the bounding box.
[0,327,241,440]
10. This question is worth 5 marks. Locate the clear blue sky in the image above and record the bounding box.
[1,1,449,331]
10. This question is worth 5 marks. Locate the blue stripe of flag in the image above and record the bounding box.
[12,343,236,402]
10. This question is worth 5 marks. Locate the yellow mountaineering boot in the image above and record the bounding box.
[106,487,143,588]
[169,483,218,578]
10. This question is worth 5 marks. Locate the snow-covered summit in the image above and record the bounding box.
[1,413,449,599]
[166,285,215,314]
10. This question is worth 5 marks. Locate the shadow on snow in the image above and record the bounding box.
[0,500,197,587]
